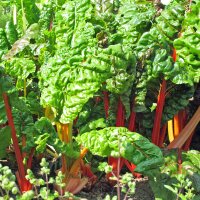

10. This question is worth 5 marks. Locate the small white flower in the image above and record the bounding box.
[161,0,172,5]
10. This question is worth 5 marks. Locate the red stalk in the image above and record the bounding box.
[151,79,167,145]
[116,98,125,127]
[3,93,26,179]
[107,97,125,181]
[3,93,31,192]
[27,148,35,169]
[106,157,124,182]
[128,111,136,132]
[126,105,141,177]
[158,123,167,147]
[124,160,141,178]
[178,110,185,131]
[172,49,177,61]
[80,160,97,184]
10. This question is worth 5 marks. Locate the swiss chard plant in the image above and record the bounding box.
[0,0,199,197]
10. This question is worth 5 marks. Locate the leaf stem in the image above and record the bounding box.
[168,106,200,149]
[151,79,167,145]
[158,123,167,147]
[168,120,174,142]
[2,93,26,186]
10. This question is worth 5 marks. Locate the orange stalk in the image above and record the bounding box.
[69,159,81,177]
[68,148,88,177]
[168,120,174,143]
[60,123,73,173]
[168,106,200,149]
[173,113,180,138]
[80,147,88,159]
[61,155,68,174]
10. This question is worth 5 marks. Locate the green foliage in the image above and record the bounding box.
[14,0,40,32]
[0,1,199,199]
[134,0,188,112]
[98,162,136,200]
[0,159,79,200]
[139,83,194,133]
[0,127,11,159]
[76,127,164,174]
[173,0,200,85]
[39,0,138,123]
[165,174,195,200]
[149,150,200,200]
[0,164,20,200]
[4,58,36,79]
[5,20,18,45]
[3,23,39,60]
[0,5,11,29]
[0,28,10,60]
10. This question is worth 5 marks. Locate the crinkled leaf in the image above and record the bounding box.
[116,1,156,48]
[4,57,36,79]
[12,106,35,136]
[172,1,200,85]
[26,91,43,116]
[76,127,164,173]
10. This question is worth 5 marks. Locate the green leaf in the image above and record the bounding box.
[182,150,200,173]
[0,101,7,124]
[172,1,200,85]
[4,57,36,79]
[0,126,11,159]
[3,23,39,60]
[35,133,50,153]
[5,20,18,45]
[0,28,10,60]
[76,127,164,174]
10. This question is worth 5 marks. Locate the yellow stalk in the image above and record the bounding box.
[55,122,62,140]
[45,106,55,122]
[168,120,174,142]
[168,106,200,149]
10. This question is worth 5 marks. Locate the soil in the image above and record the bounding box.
[77,177,154,200]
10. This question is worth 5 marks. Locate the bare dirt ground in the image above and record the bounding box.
[77,177,155,200]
